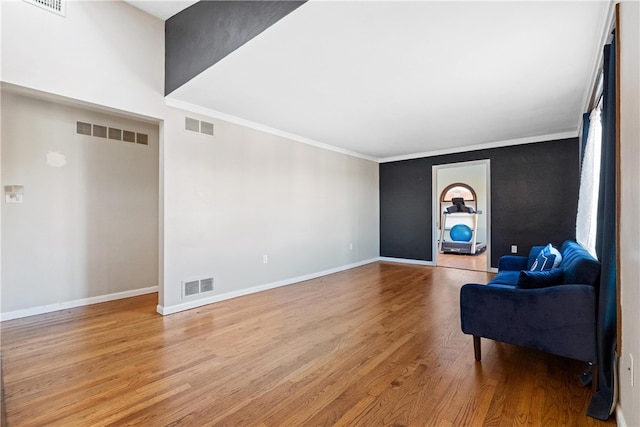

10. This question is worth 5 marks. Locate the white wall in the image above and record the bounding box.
[617,2,640,426]
[0,0,380,317]
[0,0,165,118]
[161,107,379,312]
[1,90,159,315]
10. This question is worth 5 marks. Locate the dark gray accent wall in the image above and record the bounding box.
[165,1,307,95]
[380,138,580,268]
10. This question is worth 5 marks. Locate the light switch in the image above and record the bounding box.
[5,185,24,203]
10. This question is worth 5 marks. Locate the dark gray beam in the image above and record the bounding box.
[165,1,306,95]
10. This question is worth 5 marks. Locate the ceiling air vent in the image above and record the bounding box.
[23,0,66,16]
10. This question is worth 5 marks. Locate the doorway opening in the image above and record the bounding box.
[432,160,490,272]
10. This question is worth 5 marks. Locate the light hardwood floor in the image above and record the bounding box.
[1,262,616,426]
[436,251,488,272]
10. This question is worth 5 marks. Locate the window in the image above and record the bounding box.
[576,107,601,258]
[440,183,477,213]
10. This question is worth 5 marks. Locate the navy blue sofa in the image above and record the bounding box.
[460,241,601,385]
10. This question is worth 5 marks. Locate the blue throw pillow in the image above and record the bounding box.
[530,250,556,271]
[518,268,564,289]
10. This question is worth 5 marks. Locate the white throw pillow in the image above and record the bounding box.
[546,244,563,268]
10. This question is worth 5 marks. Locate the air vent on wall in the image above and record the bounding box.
[200,278,214,293]
[185,117,200,132]
[23,0,66,16]
[108,128,122,141]
[76,121,92,136]
[123,130,136,143]
[185,117,214,137]
[200,121,214,136]
[76,121,149,147]
[93,124,107,138]
[184,280,200,297]
[136,133,148,145]
[182,277,215,298]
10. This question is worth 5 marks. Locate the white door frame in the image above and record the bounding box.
[432,159,491,272]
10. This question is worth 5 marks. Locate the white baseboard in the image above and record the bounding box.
[0,286,159,322]
[378,256,434,266]
[157,258,379,316]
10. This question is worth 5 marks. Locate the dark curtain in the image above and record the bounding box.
[587,33,617,420]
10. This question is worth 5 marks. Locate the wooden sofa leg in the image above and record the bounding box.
[473,336,481,361]
[592,364,598,392]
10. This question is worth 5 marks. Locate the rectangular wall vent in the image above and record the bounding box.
[76,121,148,147]
[123,130,136,143]
[182,277,214,298]
[108,128,122,141]
[184,280,200,297]
[185,117,214,137]
[93,124,107,138]
[136,133,148,145]
[200,278,214,293]
[200,121,214,136]
[185,117,200,132]
[24,0,66,16]
[76,121,92,136]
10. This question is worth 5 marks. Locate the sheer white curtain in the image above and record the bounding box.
[576,108,602,258]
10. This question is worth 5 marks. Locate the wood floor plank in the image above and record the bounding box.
[0,262,616,426]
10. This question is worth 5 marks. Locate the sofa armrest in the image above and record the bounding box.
[497,255,529,271]
[460,284,597,363]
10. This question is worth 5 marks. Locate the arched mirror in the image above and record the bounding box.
[440,182,477,214]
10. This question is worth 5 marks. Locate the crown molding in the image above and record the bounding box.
[166,98,578,164]
[377,131,578,163]
[165,97,378,162]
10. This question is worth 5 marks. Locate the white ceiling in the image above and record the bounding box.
[128,1,611,161]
